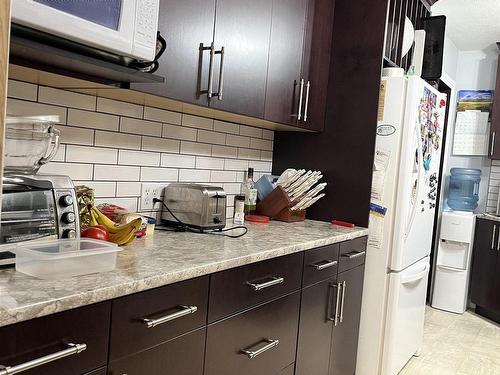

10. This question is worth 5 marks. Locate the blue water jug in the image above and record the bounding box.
[447,168,481,212]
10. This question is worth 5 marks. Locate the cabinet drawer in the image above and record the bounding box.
[109,276,209,360]
[339,237,367,273]
[108,328,205,375]
[208,253,303,322]
[0,302,110,375]
[205,292,300,375]
[303,244,340,287]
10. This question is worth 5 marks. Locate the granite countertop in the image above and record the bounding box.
[0,220,368,328]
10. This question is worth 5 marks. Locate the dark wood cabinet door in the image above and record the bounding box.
[108,328,205,375]
[489,59,500,159]
[209,0,272,118]
[298,0,335,131]
[470,219,499,309]
[296,277,337,375]
[330,265,365,375]
[83,367,106,375]
[264,0,308,125]
[205,292,300,375]
[132,0,216,105]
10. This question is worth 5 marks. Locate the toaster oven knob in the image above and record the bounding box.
[61,212,76,224]
[62,229,76,239]
[59,195,74,207]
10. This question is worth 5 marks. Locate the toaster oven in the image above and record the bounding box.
[0,174,79,266]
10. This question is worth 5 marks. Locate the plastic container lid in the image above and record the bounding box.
[450,168,481,176]
[11,238,120,260]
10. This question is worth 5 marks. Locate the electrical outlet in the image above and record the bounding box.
[140,183,164,211]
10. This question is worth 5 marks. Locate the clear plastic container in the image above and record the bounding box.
[447,168,481,212]
[11,239,120,279]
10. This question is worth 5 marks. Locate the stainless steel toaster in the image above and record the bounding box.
[161,183,226,230]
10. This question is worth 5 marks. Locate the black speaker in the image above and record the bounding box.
[421,15,446,80]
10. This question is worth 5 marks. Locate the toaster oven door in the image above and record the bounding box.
[0,189,58,244]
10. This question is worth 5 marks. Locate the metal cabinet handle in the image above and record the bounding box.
[491,131,496,156]
[142,305,198,328]
[303,81,311,122]
[328,283,341,326]
[205,42,216,98]
[240,339,279,359]
[247,277,284,291]
[492,225,497,250]
[297,79,305,120]
[311,260,338,271]
[339,281,346,323]
[216,46,225,100]
[0,343,87,375]
[342,251,366,259]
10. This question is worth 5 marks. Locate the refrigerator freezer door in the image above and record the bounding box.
[381,256,430,375]
[391,76,446,271]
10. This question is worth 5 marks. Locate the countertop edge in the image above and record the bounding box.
[0,227,369,327]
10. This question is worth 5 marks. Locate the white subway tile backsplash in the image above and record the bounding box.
[141,167,178,182]
[182,114,214,130]
[97,97,143,118]
[39,87,95,111]
[121,117,162,136]
[142,136,180,153]
[195,157,225,170]
[96,130,141,150]
[144,106,182,125]
[116,182,142,197]
[161,153,196,168]
[180,141,211,156]
[179,169,211,182]
[163,123,197,141]
[94,165,140,181]
[118,150,160,167]
[66,145,118,164]
[39,162,93,180]
[68,109,119,131]
[7,83,274,210]
[8,80,38,101]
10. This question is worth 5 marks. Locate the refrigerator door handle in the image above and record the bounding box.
[405,124,424,238]
[401,263,430,284]
[437,264,465,272]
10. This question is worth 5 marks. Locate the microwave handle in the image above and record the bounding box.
[2,176,53,189]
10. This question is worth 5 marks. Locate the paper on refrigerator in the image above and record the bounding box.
[371,148,391,201]
[368,203,387,250]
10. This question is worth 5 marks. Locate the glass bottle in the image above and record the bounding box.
[241,167,257,214]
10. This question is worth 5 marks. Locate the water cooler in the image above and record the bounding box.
[431,211,476,314]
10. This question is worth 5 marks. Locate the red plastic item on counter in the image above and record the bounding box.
[245,214,270,223]
[331,219,355,228]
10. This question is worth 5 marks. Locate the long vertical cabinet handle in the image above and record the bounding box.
[492,225,497,250]
[303,81,311,122]
[491,132,496,156]
[339,281,346,323]
[297,79,305,120]
[216,46,225,100]
[207,42,216,98]
[328,283,342,326]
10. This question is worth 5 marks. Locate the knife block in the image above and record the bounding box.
[274,208,306,222]
[255,185,291,218]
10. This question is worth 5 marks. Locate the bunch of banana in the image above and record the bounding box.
[90,207,143,245]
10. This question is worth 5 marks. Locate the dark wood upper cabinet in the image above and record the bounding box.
[264,0,308,125]
[489,58,500,159]
[131,0,215,105]
[208,0,272,118]
[298,0,335,131]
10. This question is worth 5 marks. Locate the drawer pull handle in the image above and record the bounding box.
[246,277,284,291]
[142,305,198,328]
[342,251,366,259]
[0,343,87,375]
[240,339,280,359]
[312,260,338,271]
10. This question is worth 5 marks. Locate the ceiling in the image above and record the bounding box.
[432,0,500,51]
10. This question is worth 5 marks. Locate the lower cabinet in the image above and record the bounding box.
[108,328,206,375]
[205,292,300,375]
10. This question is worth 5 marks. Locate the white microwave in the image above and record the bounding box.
[11,0,160,62]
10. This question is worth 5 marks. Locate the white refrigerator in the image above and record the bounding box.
[356,71,447,375]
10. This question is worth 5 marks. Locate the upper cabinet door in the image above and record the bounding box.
[264,0,308,125]
[209,0,272,118]
[132,0,216,106]
[489,59,500,159]
[298,0,335,131]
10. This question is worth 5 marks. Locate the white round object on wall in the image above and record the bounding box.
[402,17,415,58]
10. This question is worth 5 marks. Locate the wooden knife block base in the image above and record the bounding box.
[274,208,306,222]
